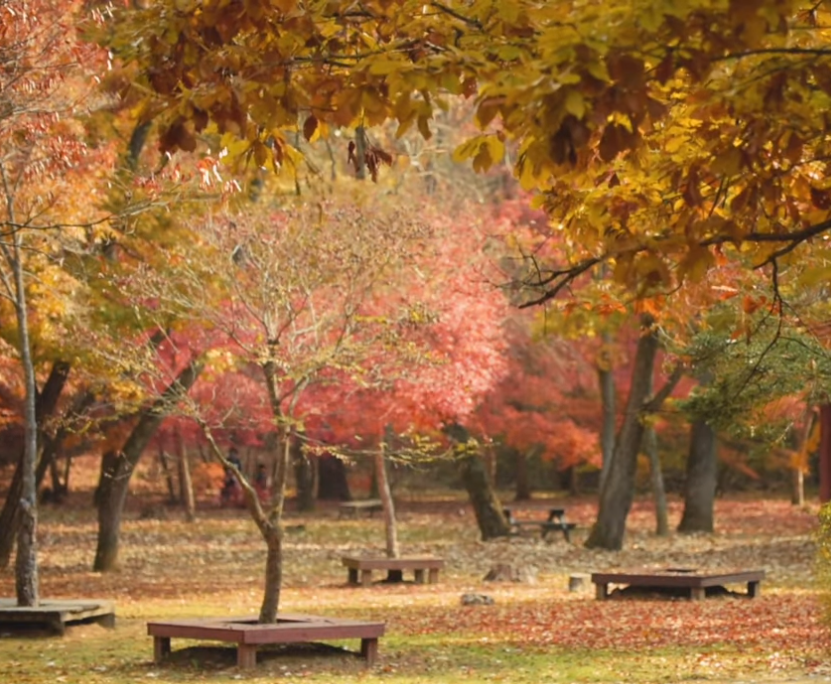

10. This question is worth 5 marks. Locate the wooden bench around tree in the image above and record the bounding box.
[338,499,383,518]
[341,556,445,586]
[0,598,115,635]
[591,568,765,601]
[147,614,385,668]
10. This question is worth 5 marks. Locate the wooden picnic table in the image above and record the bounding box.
[503,505,576,542]
[338,499,383,518]
[591,568,765,600]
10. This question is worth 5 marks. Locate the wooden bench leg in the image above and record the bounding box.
[97,613,116,629]
[595,582,609,600]
[691,587,706,601]
[562,526,571,543]
[748,580,761,598]
[153,636,171,663]
[237,644,257,669]
[428,568,440,584]
[414,569,425,584]
[361,637,379,666]
[360,569,373,586]
[348,568,359,584]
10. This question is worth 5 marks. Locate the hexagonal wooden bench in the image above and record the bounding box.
[0,598,115,635]
[147,613,385,668]
[341,556,445,586]
[591,568,765,600]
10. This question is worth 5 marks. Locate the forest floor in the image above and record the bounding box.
[0,484,828,684]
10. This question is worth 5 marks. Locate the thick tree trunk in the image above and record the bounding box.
[446,424,510,540]
[0,361,70,570]
[377,426,399,559]
[678,420,718,533]
[317,454,351,501]
[645,426,669,536]
[93,359,202,571]
[585,316,659,550]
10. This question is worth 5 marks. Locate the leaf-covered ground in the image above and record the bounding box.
[0,487,828,684]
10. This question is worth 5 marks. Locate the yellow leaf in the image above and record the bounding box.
[565,90,585,119]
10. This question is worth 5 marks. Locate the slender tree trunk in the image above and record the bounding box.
[791,406,814,506]
[645,426,669,536]
[159,447,178,504]
[292,436,315,512]
[258,524,283,623]
[93,359,203,571]
[598,333,616,492]
[586,316,659,551]
[445,424,510,540]
[0,361,71,569]
[10,229,40,606]
[678,419,718,533]
[377,426,399,559]
[177,431,195,522]
[258,427,290,622]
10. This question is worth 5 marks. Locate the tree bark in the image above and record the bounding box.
[585,316,658,551]
[0,360,70,570]
[445,424,510,540]
[645,426,669,536]
[677,419,718,533]
[378,426,400,559]
[93,359,203,571]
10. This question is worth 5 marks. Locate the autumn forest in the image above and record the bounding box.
[1,0,831,681]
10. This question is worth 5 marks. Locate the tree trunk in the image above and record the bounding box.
[791,406,814,506]
[93,359,203,571]
[177,431,195,522]
[159,447,178,504]
[317,454,351,501]
[514,445,540,501]
[598,333,616,492]
[678,419,718,533]
[0,361,71,569]
[12,223,41,605]
[445,424,510,540]
[585,316,659,551]
[292,437,315,512]
[258,523,283,623]
[645,426,669,536]
[377,426,399,559]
